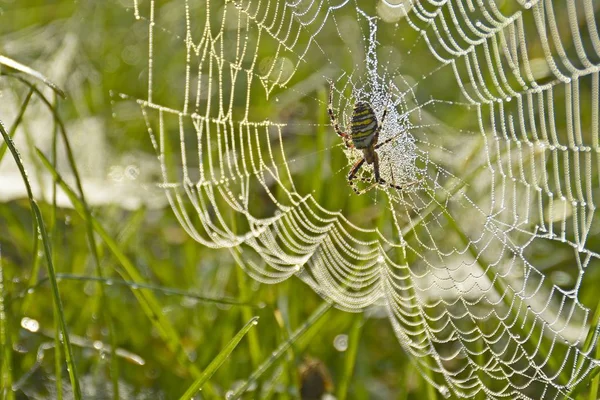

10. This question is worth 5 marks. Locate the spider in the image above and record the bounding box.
[327,80,404,195]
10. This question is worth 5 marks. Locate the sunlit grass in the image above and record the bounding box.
[0,71,421,398]
[2,1,600,399]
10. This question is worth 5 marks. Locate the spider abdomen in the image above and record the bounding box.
[350,102,378,149]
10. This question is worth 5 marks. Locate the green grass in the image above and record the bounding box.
[2,1,600,399]
[0,114,81,399]
[0,70,420,398]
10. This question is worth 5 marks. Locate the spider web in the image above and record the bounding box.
[118,0,600,398]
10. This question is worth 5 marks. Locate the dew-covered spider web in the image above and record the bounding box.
[117,0,600,398]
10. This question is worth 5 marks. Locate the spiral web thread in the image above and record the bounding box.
[122,0,600,398]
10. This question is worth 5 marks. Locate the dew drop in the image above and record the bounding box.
[334,334,349,351]
[125,165,140,180]
[21,317,40,332]
[439,385,450,398]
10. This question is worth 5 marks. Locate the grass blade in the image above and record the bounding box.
[0,120,81,398]
[0,87,34,164]
[19,274,262,308]
[337,313,364,400]
[0,247,15,400]
[0,55,66,98]
[36,149,211,385]
[179,316,260,400]
[228,301,333,399]
[8,76,120,398]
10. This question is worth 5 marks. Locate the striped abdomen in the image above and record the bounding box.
[350,102,378,149]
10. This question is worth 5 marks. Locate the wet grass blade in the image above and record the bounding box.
[0,247,15,400]
[12,77,120,398]
[18,274,262,308]
[337,313,364,400]
[0,55,66,98]
[0,120,81,399]
[179,316,260,400]
[0,87,34,164]
[229,301,333,399]
[36,149,213,387]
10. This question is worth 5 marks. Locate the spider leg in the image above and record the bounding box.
[379,178,418,191]
[348,157,365,182]
[375,136,398,150]
[372,84,393,147]
[380,164,418,190]
[375,152,418,191]
[348,158,376,195]
[327,80,353,148]
[373,152,381,183]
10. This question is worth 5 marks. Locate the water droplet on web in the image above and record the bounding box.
[106,279,114,286]
[377,255,384,263]
[27,288,35,294]
[21,317,40,332]
[125,165,140,180]
[439,385,450,398]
